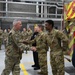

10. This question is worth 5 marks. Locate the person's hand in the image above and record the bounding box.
[31,47,36,51]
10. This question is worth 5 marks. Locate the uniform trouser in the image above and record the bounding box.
[50,52,64,75]
[1,56,20,75]
[38,51,48,75]
[33,51,40,67]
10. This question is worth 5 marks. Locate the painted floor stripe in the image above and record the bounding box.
[20,64,28,75]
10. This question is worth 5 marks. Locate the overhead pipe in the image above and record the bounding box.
[0,1,63,9]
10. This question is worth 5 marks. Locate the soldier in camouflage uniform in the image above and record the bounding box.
[45,20,69,75]
[0,27,3,50]
[21,28,27,40]
[27,27,32,40]
[3,29,8,49]
[23,25,48,75]
[1,19,24,75]
[25,27,32,53]
[21,28,29,54]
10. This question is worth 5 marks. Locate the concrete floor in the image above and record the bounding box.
[0,45,75,75]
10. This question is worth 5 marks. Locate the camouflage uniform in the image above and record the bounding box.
[0,28,3,50]
[3,30,8,49]
[27,29,32,40]
[1,28,24,75]
[29,31,48,75]
[25,29,33,53]
[21,30,27,40]
[46,28,68,75]
[36,31,48,75]
[21,30,30,53]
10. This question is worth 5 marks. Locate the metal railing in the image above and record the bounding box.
[0,0,63,21]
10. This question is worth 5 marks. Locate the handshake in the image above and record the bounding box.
[19,39,37,51]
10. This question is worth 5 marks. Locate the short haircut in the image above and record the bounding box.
[38,25,44,31]
[13,19,21,26]
[45,20,54,28]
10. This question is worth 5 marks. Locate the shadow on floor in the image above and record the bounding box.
[65,66,75,75]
